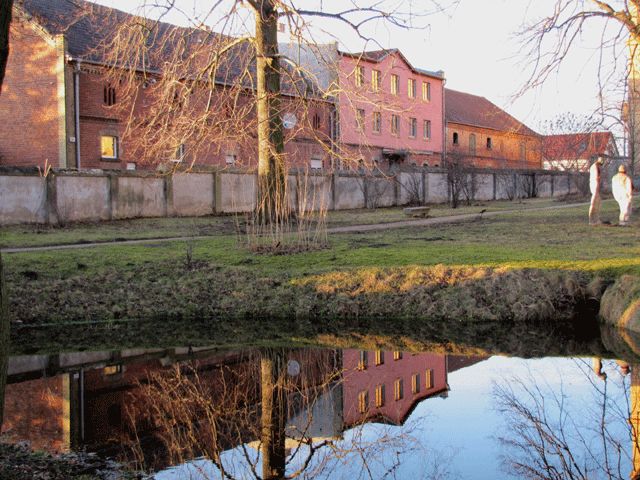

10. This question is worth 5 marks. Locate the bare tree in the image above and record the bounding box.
[445,152,473,208]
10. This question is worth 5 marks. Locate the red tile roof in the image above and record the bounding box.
[445,88,538,136]
[542,132,617,161]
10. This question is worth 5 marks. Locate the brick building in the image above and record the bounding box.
[542,131,619,171]
[336,49,445,169]
[1,0,333,171]
[445,88,543,169]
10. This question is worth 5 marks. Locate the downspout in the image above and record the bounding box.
[73,60,81,170]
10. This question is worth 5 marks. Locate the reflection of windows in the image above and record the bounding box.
[312,113,321,130]
[422,81,431,101]
[469,134,476,156]
[453,132,459,145]
[487,137,492,149]
[310,157,323,170]
[375,350,384,366]
[358,390,369,414]
[225,153,236,165]
[100,135,118,159]
[409,118,417,138]
[103,84,116,106]
[372,70,381,91]
[391,114,400,135]
[358,351,368,370]
[356,108,365,130]
[393,351,402,361]
[423,120,431,140]
[372,111,381,133]
[425,368,433,389]
[412,373,420,394]
[375,384,385,407]
[394,378,403,400]
[408,78,416,98]
[355,65,365,87]
[391,74,399,95]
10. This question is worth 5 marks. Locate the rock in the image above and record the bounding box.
[600,275,640,332]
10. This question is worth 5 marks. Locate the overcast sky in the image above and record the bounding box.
[92,0,629,138]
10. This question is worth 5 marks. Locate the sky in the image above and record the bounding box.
[92,0,630,140]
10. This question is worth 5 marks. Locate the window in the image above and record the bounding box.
[469,134,477,155]
[425,369,433,389]
[100,135,118,159]
[393,351,403,361]
[375,350,384,366]
[391,74,399,95]
[358,390,369,414]
[356,108,365,131]
[422,81,431,101]
[486,137,492,149]
[372,69,381,91]
[372,111,381,133]
[312,113,322,130]
[310,157,323,170]
[103,365,122,376]
[408,78,416,98]
[520,143,527,161]
[103,84,116,106]
[391,114,400,135]
[375,384,385,407]
[171,144,185,162]
[355,65,365,87]
[225,153,236,165]
[409,118,417,138]
[452,132,459,145]
[423,120,431,140]
[394,378,404,401]
[358,351,368,370]
[411,373,420,394]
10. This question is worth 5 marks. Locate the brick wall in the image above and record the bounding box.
[447,122,543,170]
[0,19,63,168]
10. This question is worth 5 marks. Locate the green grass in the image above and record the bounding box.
[0,196,580,249]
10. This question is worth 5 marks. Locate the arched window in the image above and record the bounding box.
[452,132,459,145]
[520,143,526,162]
[469,134,476,156]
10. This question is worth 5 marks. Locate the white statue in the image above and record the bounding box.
[612,164,633,226]
[589,157,604,225]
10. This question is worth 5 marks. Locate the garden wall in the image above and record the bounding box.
[0,167,585,225]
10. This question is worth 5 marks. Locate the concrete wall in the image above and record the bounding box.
[0,168,586,225]
[57,175,110,222]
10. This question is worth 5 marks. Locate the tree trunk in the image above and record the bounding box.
[260,349,287,480]
[0,0,13,95]
[254,1,287,225]
[0,254,9,427]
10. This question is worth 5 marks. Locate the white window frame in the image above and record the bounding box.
[100,135,119,160]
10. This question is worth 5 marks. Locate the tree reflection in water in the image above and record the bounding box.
[494,358,638,480]
[123,348,449,480]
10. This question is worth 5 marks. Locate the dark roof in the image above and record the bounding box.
[339,48,445,79]
[445,88,538,136]
[17,0,323,96]
[543,131,618,161]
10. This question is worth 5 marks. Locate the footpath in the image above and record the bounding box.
[1,201,589,254]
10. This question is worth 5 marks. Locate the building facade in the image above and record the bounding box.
[336,49,445,170]
[542,131,619,171]
[445,88,543,170]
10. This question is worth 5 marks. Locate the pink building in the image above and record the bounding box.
[342,349,448,427]
[337,49,445,170]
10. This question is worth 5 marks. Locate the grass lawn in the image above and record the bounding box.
[3,196,639,354]
[0,196,580,249]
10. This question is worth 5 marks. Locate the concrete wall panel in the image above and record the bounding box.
[399,172,423,205]
[57,175,110,222]
[427,172,448,203]
[217,172,256,213]
[536,175,553,197]
[0,176,47,224]
[171,173,214,216]
[474,173,494,201]
[335,175,365,210]
[114,177,165,219]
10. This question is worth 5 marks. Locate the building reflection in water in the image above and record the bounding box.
[1,346,486,476]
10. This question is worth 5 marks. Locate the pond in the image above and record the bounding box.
[2,335,639,479]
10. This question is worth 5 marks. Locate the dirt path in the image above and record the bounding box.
[1,201,589,254]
